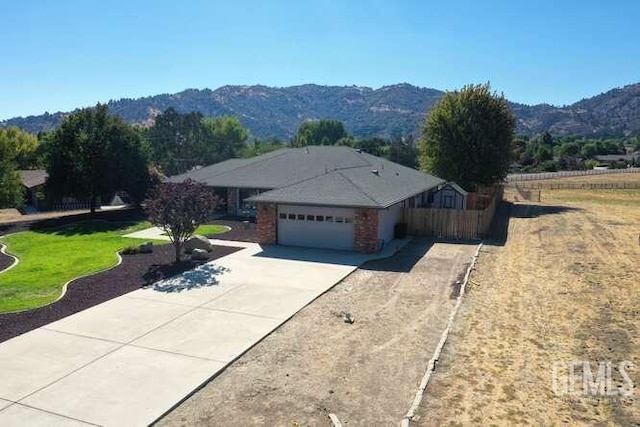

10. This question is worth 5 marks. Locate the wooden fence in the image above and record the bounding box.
[402,187,502,239]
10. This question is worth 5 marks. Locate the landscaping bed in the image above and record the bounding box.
[205,219,258,242]
[0,249,13,272]
[0,243,240,343]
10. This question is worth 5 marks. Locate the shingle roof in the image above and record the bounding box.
[20,170,48,188]
[443,182,468,196]
[594,154,639,162]
[169,146,445,208]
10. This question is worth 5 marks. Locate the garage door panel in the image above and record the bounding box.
[277,205,354,251]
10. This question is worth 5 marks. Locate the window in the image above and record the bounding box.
[297,214,305,220]
[344,217,353,223]
[279,213,287,219]
[307,215,315,221]
[325,216,334,222]
[288,213,296,220]
[316,215,324,222]
[427,191,435,204]
[335,217,344,223]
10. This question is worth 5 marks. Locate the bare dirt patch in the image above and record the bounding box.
[415,181,640,425]
[0,209,22,223]
[157,240,477,426]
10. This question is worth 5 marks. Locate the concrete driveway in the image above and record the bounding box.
[0,237,406,426]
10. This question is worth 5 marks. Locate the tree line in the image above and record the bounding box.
[513,132,640,172]
[2,89,639,210]
[0,106,249,210]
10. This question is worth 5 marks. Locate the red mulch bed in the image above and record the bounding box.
[210,219,258,243]
[0,243,240,344]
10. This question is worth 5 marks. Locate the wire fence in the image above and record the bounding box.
[514,181,640,190]
[507,168,640,182]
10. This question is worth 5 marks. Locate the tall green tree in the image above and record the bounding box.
[147,108,205,175]
[200,116,248,164]
[242,137,285,157]
[0,127,41,169]
[0,132,24,208]
[386,134,419,169]
[147,109,249,174]
[419,83,515,191]
[46,104,151,212]
[292,120,348,147]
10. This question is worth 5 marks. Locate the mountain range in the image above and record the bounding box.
[3,83,640,139]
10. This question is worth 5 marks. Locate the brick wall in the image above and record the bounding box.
[354,208,379,253]
[227,188,237,215]
[256,202,277,245]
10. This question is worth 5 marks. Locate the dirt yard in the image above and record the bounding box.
[157,240,477,426]
[415,180,640,425]
[0,209,22,223]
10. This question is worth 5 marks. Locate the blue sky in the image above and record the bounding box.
[2,0,639,120]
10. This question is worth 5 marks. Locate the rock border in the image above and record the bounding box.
[0,220,135,314]
[401,243,483,426]
[0,241,19,274]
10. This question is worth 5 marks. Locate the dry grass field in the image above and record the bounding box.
[415,176,640,425]
[535,171,640,185]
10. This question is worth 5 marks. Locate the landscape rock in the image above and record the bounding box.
[191,248,209,261]
[184,234,212,253]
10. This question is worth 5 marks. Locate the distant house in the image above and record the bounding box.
[430,182,468,210]
[19,170,48,209]
[594,153,639,168]
[168,146,462,253]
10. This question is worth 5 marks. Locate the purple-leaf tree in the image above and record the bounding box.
[145,179,220,263]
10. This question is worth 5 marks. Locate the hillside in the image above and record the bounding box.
[3,83,640,139]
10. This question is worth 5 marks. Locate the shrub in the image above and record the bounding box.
[121,245,139,255]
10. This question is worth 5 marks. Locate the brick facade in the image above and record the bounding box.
[354,208,379,253]
[226,188,238,215]
[256,202,277,245]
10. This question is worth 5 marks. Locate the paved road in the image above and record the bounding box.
[0,236,407,426]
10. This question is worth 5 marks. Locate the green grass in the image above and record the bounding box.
[194,224,229,236]
[0,221,166,313]
[159,223,229,237]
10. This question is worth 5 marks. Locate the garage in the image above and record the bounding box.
[277,205,355,251]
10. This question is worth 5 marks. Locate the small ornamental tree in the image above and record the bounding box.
[145,179,220,262]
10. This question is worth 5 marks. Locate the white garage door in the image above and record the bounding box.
[277,205,355,251]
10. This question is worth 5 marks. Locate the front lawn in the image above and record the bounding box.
[157,223,229,237]
[194,224,229,236]
[0,221,165,313]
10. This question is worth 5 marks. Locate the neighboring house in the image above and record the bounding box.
[168,146,450,253]
[594,153,639,168]
[19,170,93,211]
[431,182,468,210]
[19,170,48,209]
